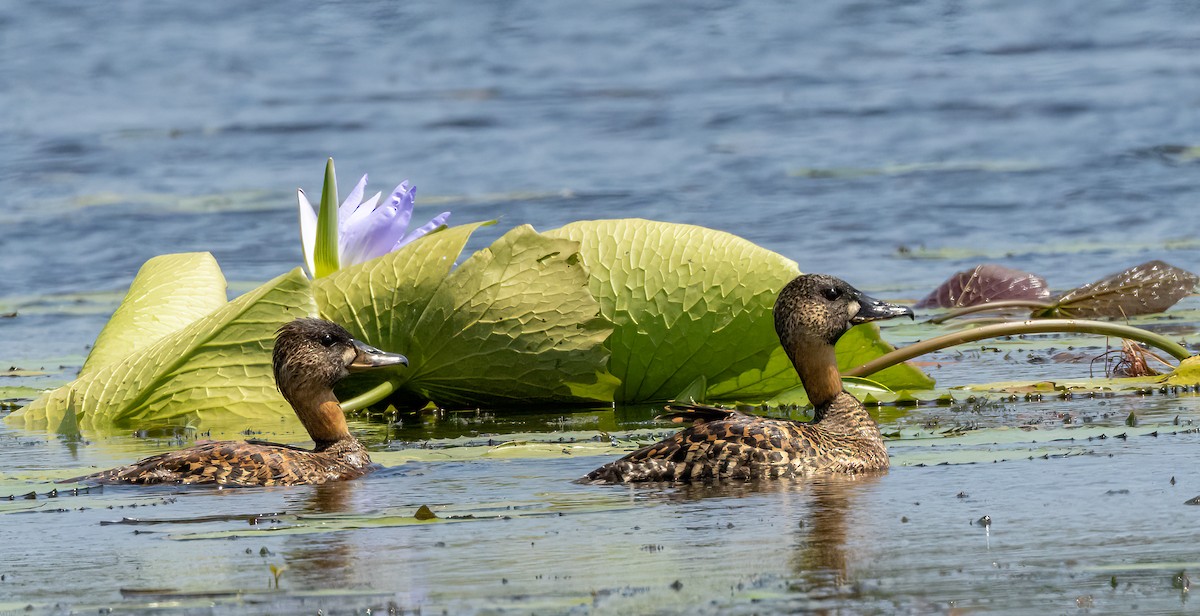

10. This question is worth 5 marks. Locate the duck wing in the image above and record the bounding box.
[70,440,326,486]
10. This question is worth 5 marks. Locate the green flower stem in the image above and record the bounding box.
[340,380,397,412]
[846,318,1192,378]
[926,300,1056,324]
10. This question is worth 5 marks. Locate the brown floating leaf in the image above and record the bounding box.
[916,264,1050,308]
[1036,260,1199,319]
[414,505,438,520]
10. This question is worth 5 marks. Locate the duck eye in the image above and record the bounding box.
[319,333,336,347]
[821,287,842,301]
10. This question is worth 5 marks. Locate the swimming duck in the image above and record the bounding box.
[74,318,407,486]
[583,274,913,483]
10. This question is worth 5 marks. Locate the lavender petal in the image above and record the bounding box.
[342,191,382,232]
[337,174,369,226]
[340,204,397,265]
[396,212,452,249]
[297,189,319,276]
[350,183,415,261]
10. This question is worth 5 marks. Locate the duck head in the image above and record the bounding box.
[273,318,408,397]
[774,274,913,347]
[774,274,913,406]
[272,319,407,449]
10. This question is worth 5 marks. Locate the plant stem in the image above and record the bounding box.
[926,300,1056,324]
[846,319,1192,378]
[340,380,397,412]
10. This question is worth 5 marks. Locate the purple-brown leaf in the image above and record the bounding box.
[916,264,1051,309]
[1037,260,1199,319]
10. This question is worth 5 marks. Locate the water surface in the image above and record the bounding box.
[2,0,1200,613]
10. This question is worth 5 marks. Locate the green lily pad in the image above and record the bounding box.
[545,219,932,403]
[317,224,616,408]
[545,219,801,403]
[1161,356,1200,386]
[0,385,43,400]
[80,253,228,377]
[316,221,491,360]
[8,269,316,434]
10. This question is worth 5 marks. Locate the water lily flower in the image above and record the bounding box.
[298,159,451,277]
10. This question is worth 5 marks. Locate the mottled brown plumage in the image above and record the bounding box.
[73,318,407,487]
[583,274,913,483]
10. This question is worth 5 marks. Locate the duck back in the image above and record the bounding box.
[582,400,888,484]
[77,439,374,486]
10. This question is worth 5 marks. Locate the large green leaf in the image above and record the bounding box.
[545,219,798,402]
[315,222,490,356]
[8,269,316,434]
[80,252,228,377]
[316,224,616,408]
[546,219,931,403]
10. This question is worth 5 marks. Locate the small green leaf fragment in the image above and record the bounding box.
[672,376,708,404]
[55,391,81,439]
[1162,356,1200,387]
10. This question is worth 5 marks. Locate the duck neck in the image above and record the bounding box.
[812,391,878,437]
[791,343,844,411]
[285,385,355,451]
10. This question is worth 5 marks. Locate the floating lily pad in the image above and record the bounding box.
[0,385,43,400]
[916,264,1050,309]
[1161,356,1200,387]
[1036,260,1199,319]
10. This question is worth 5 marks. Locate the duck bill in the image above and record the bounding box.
[850,293,915,324]
[349,339,409,370]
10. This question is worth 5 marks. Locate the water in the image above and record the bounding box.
[3,0,1200,613]
[3,410,1199,614]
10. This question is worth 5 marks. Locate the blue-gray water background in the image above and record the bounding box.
[3,1,1200,614]
[4,1,1199,317]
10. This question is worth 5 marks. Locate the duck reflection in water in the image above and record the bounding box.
[278,480,362,589]
[788,475,882,598]
[662,472,883,602]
